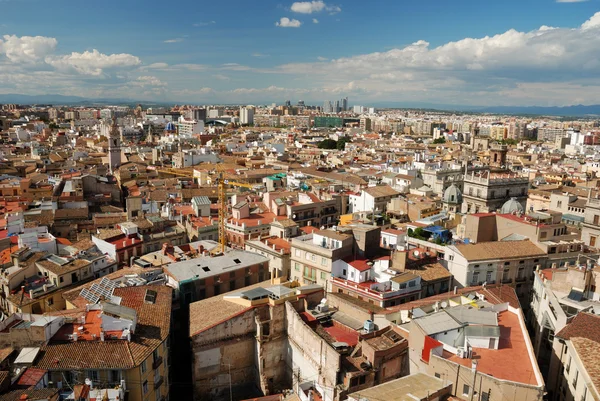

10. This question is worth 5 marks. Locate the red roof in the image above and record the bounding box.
[347,259,371,272]
[422,336,443,363]
[17,367,47,386]
[322,321,359,347]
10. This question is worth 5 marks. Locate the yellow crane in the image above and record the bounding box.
[214,174,261,254]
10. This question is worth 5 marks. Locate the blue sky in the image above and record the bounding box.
[0,0,599,106]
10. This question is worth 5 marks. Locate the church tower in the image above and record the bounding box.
[108,117,121,174]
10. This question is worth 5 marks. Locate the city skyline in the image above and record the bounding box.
[0,0,599,106]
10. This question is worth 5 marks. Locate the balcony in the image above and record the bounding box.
[154,375,164,390]
[515,276,527,283]
[502,278,513,284]
[153,356,163,370]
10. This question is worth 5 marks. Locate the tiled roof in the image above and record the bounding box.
[453,240,545,262]
[556,312,600,343]
[36,285,171,370]
[0,388,59,401]
[570,337,600,396]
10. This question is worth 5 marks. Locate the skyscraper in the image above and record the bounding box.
[240,107,254,125]
[334,100,340,113]
[341,97,348,111]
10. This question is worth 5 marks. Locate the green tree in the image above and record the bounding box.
[433,137,446,144]
[337,137,351,150]
[318,139,337,149]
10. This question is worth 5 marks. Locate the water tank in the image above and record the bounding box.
[364,320,375,333]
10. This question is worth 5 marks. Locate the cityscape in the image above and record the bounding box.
[1,1,600,401]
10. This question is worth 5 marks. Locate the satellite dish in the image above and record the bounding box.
[441,301,448,309]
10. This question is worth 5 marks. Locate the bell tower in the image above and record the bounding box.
[108,117,121,174]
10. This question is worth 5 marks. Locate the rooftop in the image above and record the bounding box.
[441,310,540,386]
[453,239,546,262]
[165,250,269,283]
[346,372,451,401]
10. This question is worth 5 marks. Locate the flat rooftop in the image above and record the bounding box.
[165,250,269,282]
[347,372,451,401]
[442,310,540,385]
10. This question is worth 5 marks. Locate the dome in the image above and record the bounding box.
[165,122,176,132]
[500,198,524,214]
[442,184,462,204]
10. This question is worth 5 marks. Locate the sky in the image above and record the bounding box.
[0,0,600,106]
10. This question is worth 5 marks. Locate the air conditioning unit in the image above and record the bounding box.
[457,347,465,358]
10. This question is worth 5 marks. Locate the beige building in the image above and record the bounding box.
[461,169,529,214]
[290,229,353,287]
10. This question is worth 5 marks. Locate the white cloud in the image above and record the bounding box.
[193,20,216,27]
[134,75,166,87]
[252,52,270,58]
[145,62,169,69]
[275,17,302,28]
[163,38,184,43]
[312,18,319,24]
[0,34,57,63]
[221,63,252,71]
[45,49,141,76]
[290,1,341,14]
[581,11,600,30]
[212,74,230,81]
[175,63,208,71]
[291,1,325,13]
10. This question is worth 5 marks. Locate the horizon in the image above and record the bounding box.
[0,0,599,106]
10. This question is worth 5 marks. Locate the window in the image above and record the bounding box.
[595,215,600,225]
[305,252,311,260]
[87,370,99,381]
[295,249,301,257]
[408,281,416,287]
[320,272,327,280]
[155,389,161,401]
[463,384,470,396]
[321,257,327,266]
[143,380,148,394]
[434,373,441,378]
[141,360,147,374]
[59,277,64,283]
[295,263,300,272]
[47,297,54,306]
[481,392,490,401]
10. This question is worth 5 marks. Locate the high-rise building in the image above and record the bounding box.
[353,105,363,114]
[192,108,207,122]
[323,101,333,113]
[341,97,348,111]
[240,106,254,125]
[334,100,340,113]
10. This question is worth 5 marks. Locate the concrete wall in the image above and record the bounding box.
[286,302,341,401]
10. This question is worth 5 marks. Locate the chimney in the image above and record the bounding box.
[453,286,458,294]
[100,331,105,342]
[73,332,78,341]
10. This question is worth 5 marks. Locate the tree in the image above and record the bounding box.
[433,137,446,144]
[337,136,351,150]
[318,139,337,149]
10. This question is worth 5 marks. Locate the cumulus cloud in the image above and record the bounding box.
[134,75,166,87]
[275,17,302,28]
[163,38,184,43]
[290,1,341,14]
[0,34,57,63]
[221,63,252,71]
[45,49,141,76]
[193,20,216,27]
[313,18,319,24]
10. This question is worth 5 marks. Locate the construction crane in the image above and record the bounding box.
[215,174,261,254]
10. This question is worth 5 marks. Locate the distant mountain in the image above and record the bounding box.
[372,101,600,117]
[0,93,140,106]
[475,104,600,117]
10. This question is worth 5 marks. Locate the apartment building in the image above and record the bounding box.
[461,169,529,214]
[32,275,172,401]
[444,240,546,301]
[549,313,600,401]
[349,185,399,213]
[290,229,353,287]
[189,281,409,401]
[398,288,545,401]
[529,266,600,383]
[163,249,270,306]
[581,197,600,249]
